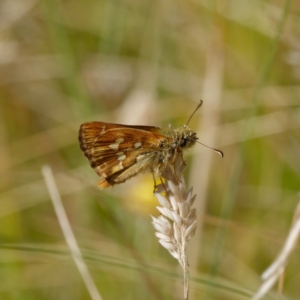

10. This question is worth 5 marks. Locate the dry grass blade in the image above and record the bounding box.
[152,156,197,300]
[42,165,103,300]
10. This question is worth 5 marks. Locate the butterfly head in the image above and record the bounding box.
[178,125,198,149]
[165,125,197,151]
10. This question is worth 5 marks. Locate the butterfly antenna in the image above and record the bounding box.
[196,141,224,157]
[186,100,203,126]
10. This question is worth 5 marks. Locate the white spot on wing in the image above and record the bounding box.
[109,143,119,150]
[109,138,124,150]
[134,142,142,148]
[112,162,124,172]
[115,138,124,143]
[118,155,126,161]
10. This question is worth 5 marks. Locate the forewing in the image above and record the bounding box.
[79,122,167,188]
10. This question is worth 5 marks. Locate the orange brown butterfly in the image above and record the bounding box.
[78,100,223,189]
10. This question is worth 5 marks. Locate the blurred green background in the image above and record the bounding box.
[0,0,299,299]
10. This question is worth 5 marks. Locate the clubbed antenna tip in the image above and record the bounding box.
[196,141,224,158]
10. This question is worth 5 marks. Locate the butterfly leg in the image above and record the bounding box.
[159,177,169,196]
[179,151,187,168]
[151,168,168,194]
[151,170,158,193]
[171,163,182,184]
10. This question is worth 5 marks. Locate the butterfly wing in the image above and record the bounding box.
[79,121,168,188]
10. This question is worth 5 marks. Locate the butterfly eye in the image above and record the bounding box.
[159,141,165,148]
[180,139,188,147]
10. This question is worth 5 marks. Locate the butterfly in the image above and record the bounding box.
[78,101,223,189]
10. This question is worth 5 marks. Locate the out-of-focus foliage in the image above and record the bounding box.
[0,0,299,299]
